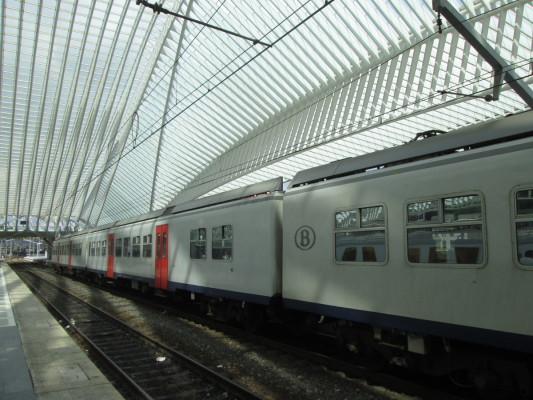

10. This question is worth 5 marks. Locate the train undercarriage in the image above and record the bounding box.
[55,265,532,400]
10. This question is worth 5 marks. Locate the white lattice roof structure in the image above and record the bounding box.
[1,0,532,238]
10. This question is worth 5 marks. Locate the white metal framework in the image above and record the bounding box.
[0,0,531,237]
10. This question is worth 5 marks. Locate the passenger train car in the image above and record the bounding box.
[54,180,283,322]
[52,111,533,398]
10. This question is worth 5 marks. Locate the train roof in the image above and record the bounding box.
[114,209,166,227]
[288,111,532,188]
[56,178,283,240]
[170,176,283,215]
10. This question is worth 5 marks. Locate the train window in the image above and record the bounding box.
[515,188,533,267]
[407,201,438,223]
[115,238,122,257]
[102,240,106,257]
[334,206,386,263]
[444,195,482,222]
[162,233,167,258]
[212,225,232,260]
[123,237,131,257]
[96,241,101,257]
[190,228,206,259]
[335,210,357,229]
[361,206,385,227]
[407,194,484,265]
[517,189,533,215]
[90,242,95,257]
[143,234,152,257]
[132,236,141,257]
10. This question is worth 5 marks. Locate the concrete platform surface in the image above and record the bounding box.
[0,261,124,400]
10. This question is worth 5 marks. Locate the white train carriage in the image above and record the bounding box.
[50,112,533,395]
[52,178,284,312]
[163,190,283,306]
[282,111,533,390]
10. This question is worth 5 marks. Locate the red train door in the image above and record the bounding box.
[68,240,73,269]
[107,234,115,278]
[155,224,168,289]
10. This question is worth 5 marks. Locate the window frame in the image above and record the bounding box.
[333,204,388,266]
[115,238,123,257]
[143,234,152,258]
[123,237,131,257]
[132,236,141,258]
[405,191,486,268]
[190,228,207,260]
[212,224,233,261]
[512,185,533,270]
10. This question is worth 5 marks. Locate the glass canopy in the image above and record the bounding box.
[0,0,531,235]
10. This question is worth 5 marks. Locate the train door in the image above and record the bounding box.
[155,224,169,290]
[56,243,61,265]
[68,240,73,269]
[107,234,115,278]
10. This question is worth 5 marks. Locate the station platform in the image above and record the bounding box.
[0,261,124,400]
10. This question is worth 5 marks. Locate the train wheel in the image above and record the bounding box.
[140,282,149,295]
[473,365,519,400]
[240,305,263,332]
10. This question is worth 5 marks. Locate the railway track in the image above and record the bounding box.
[17,263,475,400]
[15,266,265,400]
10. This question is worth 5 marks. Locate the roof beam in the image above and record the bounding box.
[433,0,533,109]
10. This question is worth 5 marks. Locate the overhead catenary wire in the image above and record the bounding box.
[74,62,532,220]
[56,0,336,215]
[58,28,533,220]
[52,0,531,222]
[136,0,272,47]
[71,0,327,193]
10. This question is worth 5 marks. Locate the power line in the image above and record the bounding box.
[58,1,336,215]
[136,0,272,47]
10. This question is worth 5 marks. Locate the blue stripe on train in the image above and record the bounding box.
[167,281,274,305]
[82,267,274,306]
[284,298,533,354]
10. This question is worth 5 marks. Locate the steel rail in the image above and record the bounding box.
[15,266,266,400]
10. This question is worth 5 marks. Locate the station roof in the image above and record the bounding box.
[0,0,532,236]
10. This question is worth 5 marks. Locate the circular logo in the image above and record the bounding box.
[294,226,316,250]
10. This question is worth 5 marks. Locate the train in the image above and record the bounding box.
[51,111,533,399]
